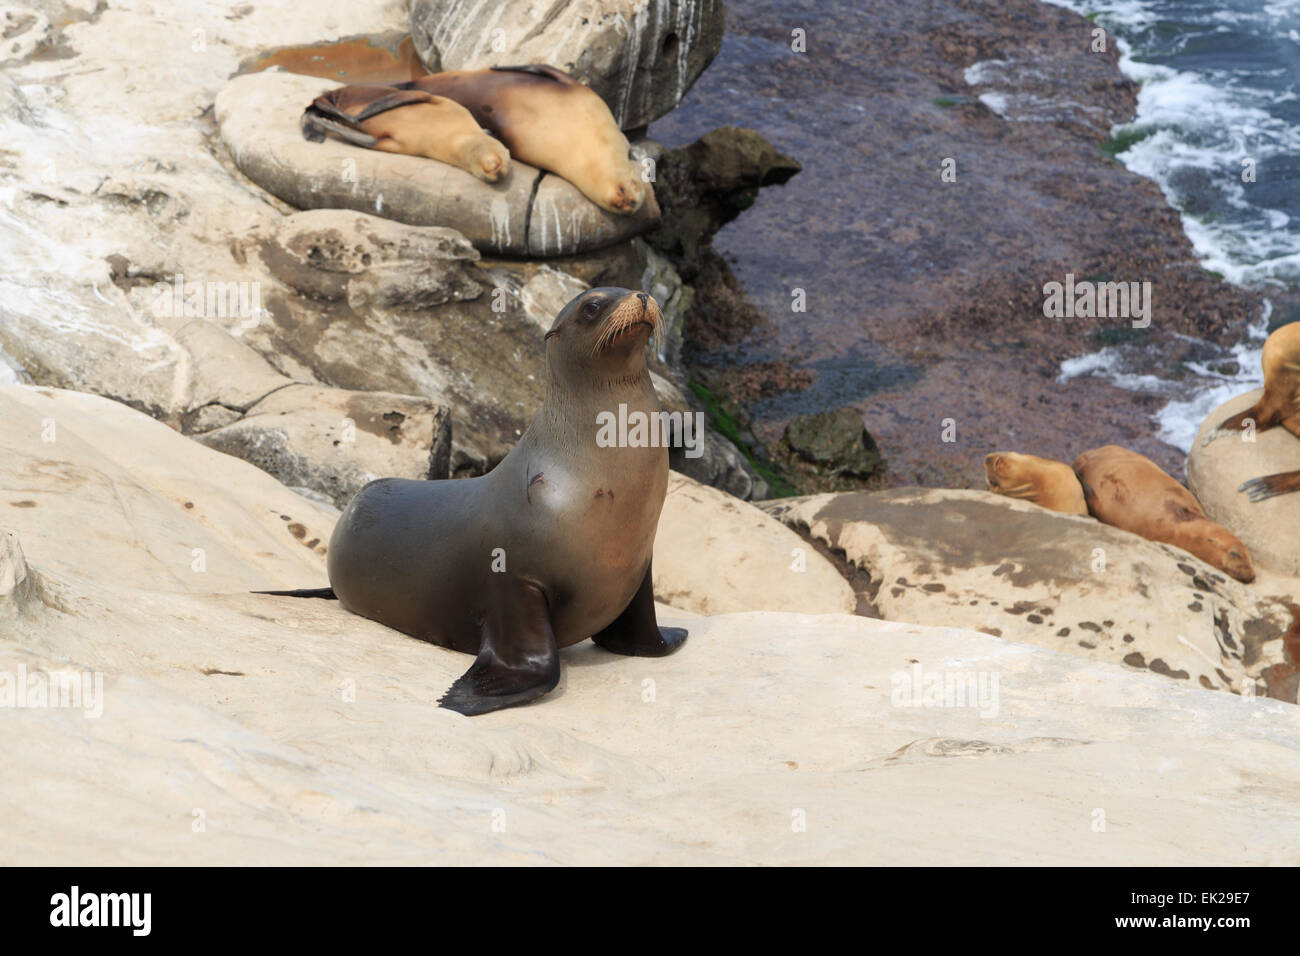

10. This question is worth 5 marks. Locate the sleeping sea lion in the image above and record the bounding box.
[302,85,510,183]
[984,451,1088,515]
[1072,445,1255,583]
[397,65,646,214]
[261,288,687,715]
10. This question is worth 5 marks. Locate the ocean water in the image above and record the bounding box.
[1047,0,1300,449]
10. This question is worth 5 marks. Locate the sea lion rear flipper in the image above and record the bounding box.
[252,586,337,599]
[438,578,560,716]
[489,63,578,85]
[1239,470,1300,503]
[301,110,380,148]
[591,561,688,657]
[302,86,438,145]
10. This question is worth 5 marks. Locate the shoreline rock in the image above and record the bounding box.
[409,0,725,130]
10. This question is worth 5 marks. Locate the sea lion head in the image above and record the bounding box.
[544,287,663,381]
[1199,526,1255,583]
[984,452,1037,498]
[593,147,646,215]
[464,131,511,183]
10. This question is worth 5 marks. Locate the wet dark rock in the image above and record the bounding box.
[647,126,802,272]
[783,406,884,478]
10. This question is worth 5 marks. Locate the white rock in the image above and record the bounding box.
[6,385,1300,864]
[654,473,856,615]
[760,488,1297,696]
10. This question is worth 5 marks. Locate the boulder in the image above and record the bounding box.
[646,126,803,270]
[653,473,856,615]
[784,406,885,478]
[409,0,725,129]
[215,71,661,256]
[195,384,453,509]
[1188,388,1300,577]
[759,488,1298,697]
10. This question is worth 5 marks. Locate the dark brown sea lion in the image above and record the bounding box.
[262,288,687,715]
[1072,445,1255,583]
[984,451,1088,515]
[399,65,646,214]
[302,84,510,182]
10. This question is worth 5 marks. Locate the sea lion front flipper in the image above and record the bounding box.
[438,578,560,716]
[591,561,688,657]
[1239,470,1300,502]
[489,63,579,85]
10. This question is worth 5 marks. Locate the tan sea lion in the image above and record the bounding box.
[1210,322,1300,502]
[257,288,687,715]
[302,85,510,183]
[398,65,646,214]
[1072,445,1255,582]
[984,451,1088,515]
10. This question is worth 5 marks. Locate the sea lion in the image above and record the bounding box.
[1208,322,1300,501]
[302,85,510,183]
[984,451,1088,515]
[396,65,646,214]
[1072,445,1255,582]
[301,288,685,715]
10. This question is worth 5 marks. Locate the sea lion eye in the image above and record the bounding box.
[581,298,603,322]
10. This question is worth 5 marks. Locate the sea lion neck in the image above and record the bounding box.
[524,360,659,459]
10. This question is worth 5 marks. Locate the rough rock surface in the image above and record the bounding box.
[0,0,755,500]
[759,488,1298,698]
[216,71,662,256]
[263,209,484,311]
[196,384,453,509]
[7,385,1300,863]
[1188,389,1300,577]
[653,473,855,615]
[783,406,885,478]
[409,0,725,130]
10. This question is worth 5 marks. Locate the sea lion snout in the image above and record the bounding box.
[468,137,510,182]
[604,177,645,214]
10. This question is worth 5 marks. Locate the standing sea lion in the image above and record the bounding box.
[267,288,687,716]
[984,451,1088,515]
[397,65,646,215]
[302,85,510,183]
[1072,445,1255,582]
[1208,322,1300,502]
